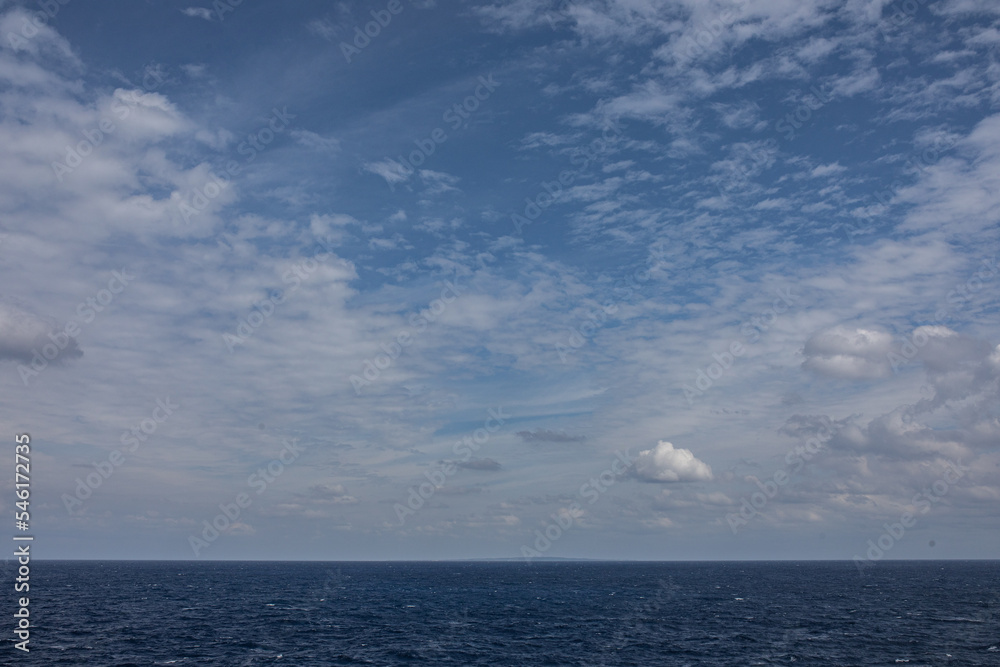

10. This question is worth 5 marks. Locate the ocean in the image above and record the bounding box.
[3,560,997,665]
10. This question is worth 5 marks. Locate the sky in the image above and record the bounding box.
[0,0,998,561]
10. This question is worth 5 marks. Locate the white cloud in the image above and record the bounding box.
[363,158,413,187]
[634,441,713,483]
[226,522,256,535]
[291,129,340,153]
[897,114,1000,237]
[473,0,563,33]
[811,162,846,177]
[181,7,214,21]
[713,100,760,129]
[0,8,78,61]
[418,169,460,195]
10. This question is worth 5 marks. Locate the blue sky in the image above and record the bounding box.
[1,0,998,560]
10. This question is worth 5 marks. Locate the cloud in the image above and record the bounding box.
[418,169,460,195]
[897,114,1000,237]
[473,0,558,33]
[363,159,413,187]
[225,522,256,536]
[181,63,208,78]
[802,325,895,380]
[516,429,586,443]
[633,441,713,483]
[778,414,838,440]
[0,8,79,61]
[910,328,998,404]
[713,100,760,129]
[811,162,846,177]
[2,0,998,560]
[809,331,999,463]
[456,458,502,471]
[935,0,1000,16]
[305,484,359,504]
[291,129,340,153]
[181,7,214,21]
[0,300,82,363]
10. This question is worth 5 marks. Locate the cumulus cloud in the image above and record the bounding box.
[633,441,713,483]
[823,331,999,461]
[802,325,894,380]
[0,300,82,363]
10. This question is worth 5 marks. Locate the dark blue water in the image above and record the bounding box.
[2,561,997,665]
